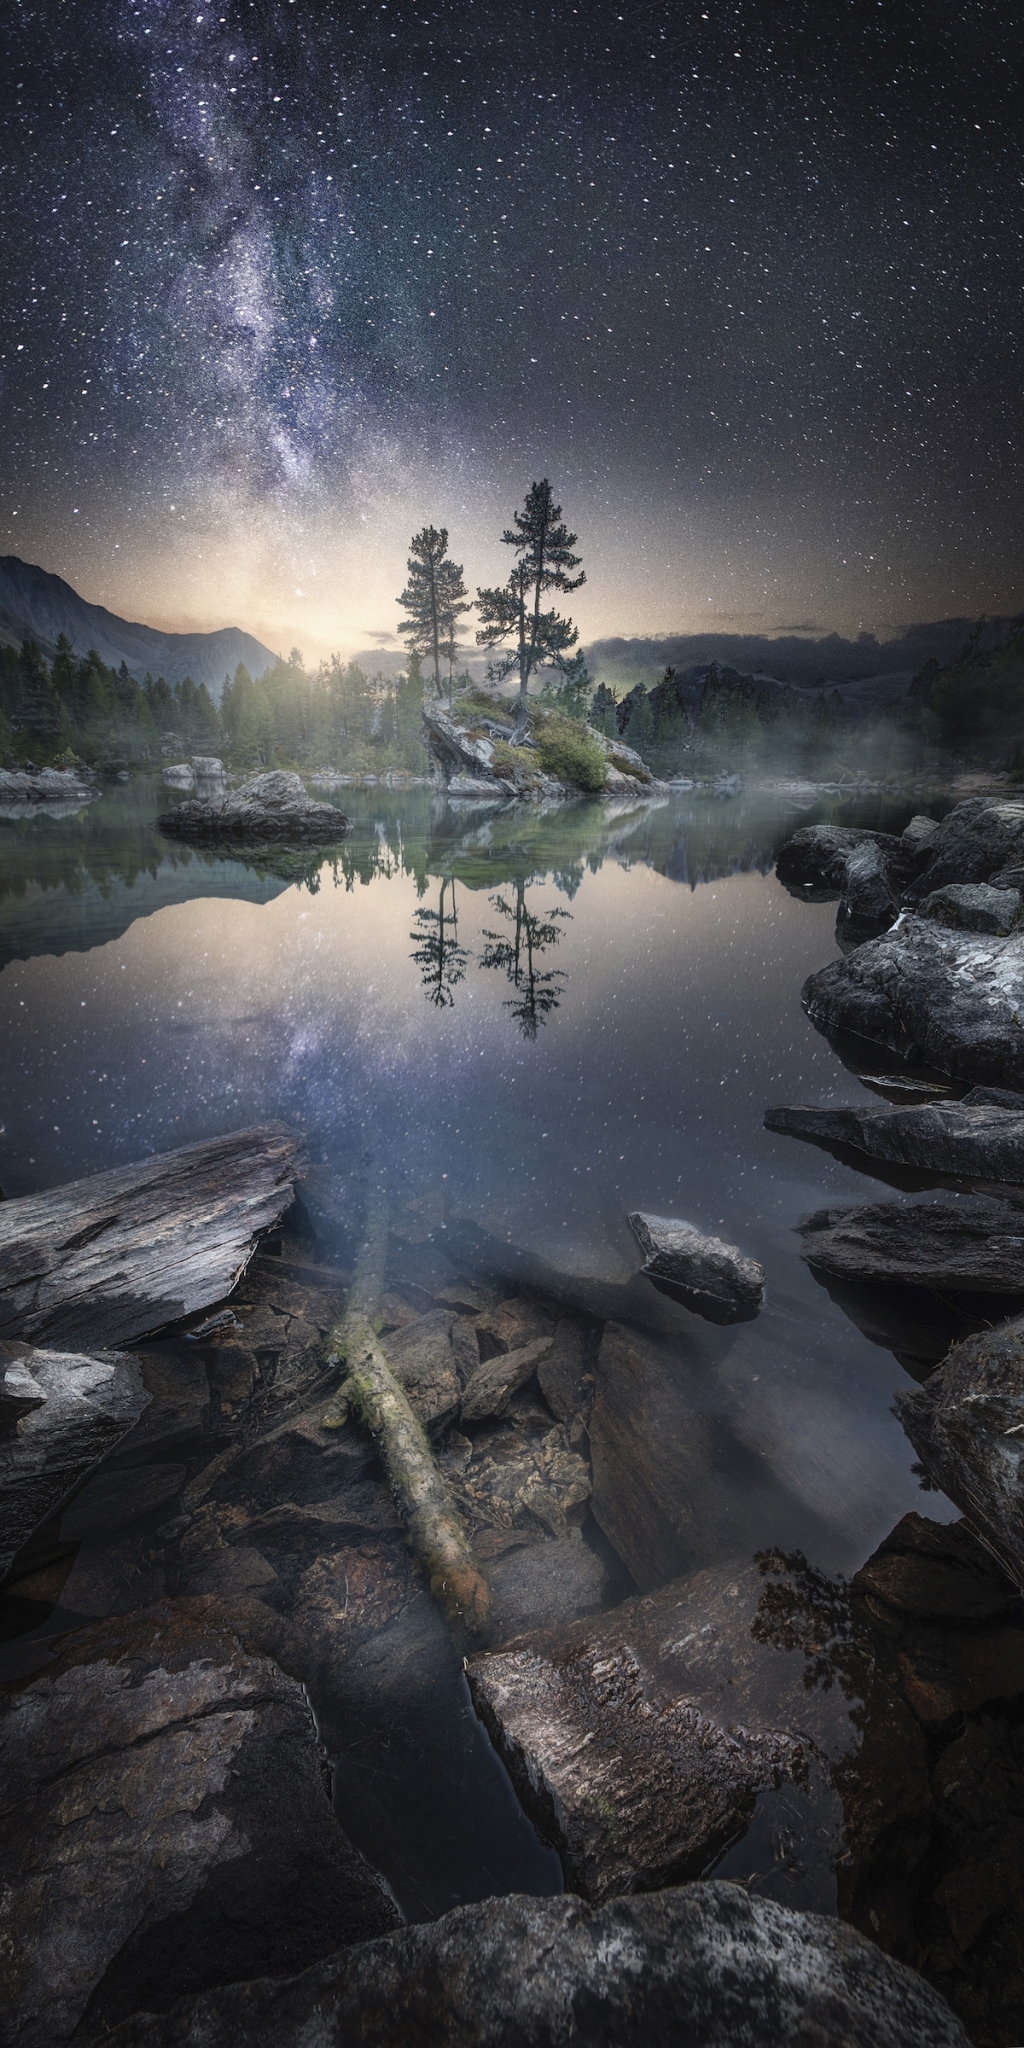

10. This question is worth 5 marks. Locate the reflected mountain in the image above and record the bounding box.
[0,774,930,975]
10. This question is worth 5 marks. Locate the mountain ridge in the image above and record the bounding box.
[0,555,278,695]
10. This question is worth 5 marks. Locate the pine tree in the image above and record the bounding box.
[397,527,472,699]
[476,480,585,738]
[17,641,64,750]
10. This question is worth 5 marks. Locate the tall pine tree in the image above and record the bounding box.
[397,527,472,700]
[476,480,585,738]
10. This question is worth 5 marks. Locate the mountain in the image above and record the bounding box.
[0,556,279,695]
[585,620,1020,701]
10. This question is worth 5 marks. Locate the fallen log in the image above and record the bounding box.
[320,1181,490,1634]
[0,1127,302,1349]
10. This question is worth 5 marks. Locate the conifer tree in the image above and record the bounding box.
[397,527,472,700]
[17,640,64,749]
[476,480,585,738]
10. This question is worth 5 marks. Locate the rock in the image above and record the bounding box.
[384,1307,477,1429]
[421,703,502,789]
[905,796,1024,902]
[161,763,195,789]
[468,1560,833,1903]
[161,758,227,795]
[990,862,1024,890]
[587,1323,795,1591]
[536,1316,592,1421]
[0,1599,398,2047]
[629,1211,765,1322]
[837,840,902,940]
[801,914,1024,1088]
[460,1334,555,1423]
[98,1881,971,2048]
[901,814,940,852]
[895,1316,1024,1588]
[775,824,910,897]
[798,1193,1024,1294]
[0,765,97,816]
[157,770,348,842]
[918,881,1022,934]
[0,1126,302,1349]
[438,1398,592,1553]
[0,1342,150,1579]
[765,1096,1024,1183]
[486,1533,614,1639]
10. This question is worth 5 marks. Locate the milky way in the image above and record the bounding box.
[1,0,1021,652]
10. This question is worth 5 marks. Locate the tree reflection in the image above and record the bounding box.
[410,877,469,1007]
[480,880,571,1038]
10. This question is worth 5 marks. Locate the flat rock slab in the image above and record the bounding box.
[896,1316,1024,1589]
[0,1341,149,1579]
[802,915,1024,1088]
[100,1882,970,2048]
[0,1598,398,2048]
[766,1095,1024,1183]
[0,1127,302,1349]
[158,770,348,842]
[798,1194,1024,1293]
[468,1556,851,1901]
[629,1212,764,1322]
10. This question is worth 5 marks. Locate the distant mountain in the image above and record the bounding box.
[0,556,279,695]
[585,619,1020,702]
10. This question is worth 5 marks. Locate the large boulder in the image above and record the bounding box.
[775,824,911,897]
[798,1193,1024,1293]
[157,771,348,841]
[628,1212,764,1322]
[0,1600,398,2047]
[765,1091,1024,1183]
[896,1316,1024,1589]
[801,914,1024,1087]
[0,1341,149,1580]
[99,1882,971,2048]
[905,796,1024,902]
[918,881,1022,935]
[836,840,903,943]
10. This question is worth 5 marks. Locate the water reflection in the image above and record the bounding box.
[410,879,469,1009]
[480,885,571,1038]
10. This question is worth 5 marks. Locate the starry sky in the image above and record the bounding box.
[1,0,1021,661]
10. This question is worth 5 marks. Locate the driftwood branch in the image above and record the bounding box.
[0,1127,302,1350]
[321,1180,490,1634]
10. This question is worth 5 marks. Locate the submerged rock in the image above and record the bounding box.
[895,1316,1024,1589]
[919,881,1022,935]
[157,770,348,842]
[802,914,1024,1088]
[0,1599,398,2047]
[765,1093,1024,1183]
[0,1342,150,1579]
[629,1211,765,1321]
[100,1881,971,2048]
[798,1193,1024,1294]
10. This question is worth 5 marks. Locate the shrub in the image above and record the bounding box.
[534,715,608,792]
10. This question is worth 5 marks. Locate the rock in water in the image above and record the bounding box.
[895,1317,1024,1588]
[765,1094,1024,1183]
[801,915,1024,1088]
[837,840,902,941]
[905,796,1024,902]
[157,770,348,841]
[629,1211,764,1321]
[0,1126,302,1348]
[798,1194,1024,1293]
[901,814,940,853]
[0,1600,398,2047]
[468,1559,841,1902]
[0,1341,149,1579]
[918,882,1022,935]
[775,824,910,896]
[98,1882,971,2048]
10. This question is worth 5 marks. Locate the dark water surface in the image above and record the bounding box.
[0,776,957,1918]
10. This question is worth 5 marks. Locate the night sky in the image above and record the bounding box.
[1,0,1021,659]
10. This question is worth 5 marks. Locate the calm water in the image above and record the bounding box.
[0,775,958,1915]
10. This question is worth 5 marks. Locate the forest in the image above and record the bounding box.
[1,611,1023,785]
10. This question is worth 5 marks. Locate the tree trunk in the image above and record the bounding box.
[320,1180,490,1635]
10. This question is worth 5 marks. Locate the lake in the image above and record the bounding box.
[0,775,958,1919]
